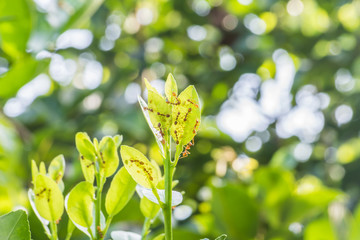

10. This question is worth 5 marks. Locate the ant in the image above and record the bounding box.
[166,92,181,105]
[184,108,192,121]
[187,99,199,108]
[180,139,194,158]
[193,119,199,134]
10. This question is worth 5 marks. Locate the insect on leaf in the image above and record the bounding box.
[66,181,94,229]
[138,96,165,156]
[171,85,201,146]
[48,154,65,183]
[165,73,178,104]
[99,136,119,177]
[34,174,64,222]
[75,132,96,161]
[105,167,136,217]
[147,89,172,140]
[120,145,160,188]
[80,156,95,184]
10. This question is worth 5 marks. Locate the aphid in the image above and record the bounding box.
[187,99,199,108]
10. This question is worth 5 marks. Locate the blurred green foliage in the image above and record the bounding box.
[1,0,360,239]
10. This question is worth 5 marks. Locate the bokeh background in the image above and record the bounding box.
[1,0,360,239]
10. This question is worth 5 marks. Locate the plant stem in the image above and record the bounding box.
[102,215,113,239]
[141,217,151,239]
[95,172,103,240]
[162,142,174,240]
[50,221,58,240]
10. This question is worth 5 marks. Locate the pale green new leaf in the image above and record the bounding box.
[120,145,160,188]
[171,85,201,146]
[147,89,172,137]
[0,210,30,240]
[153,233,165,240]
[144,78,158,93]
[80,156,95,184]
[138,96,165,156]
[66,181,94,229]
[39,162,46,175]
[75,132,96,161]
[165,73,178,104]
[105,167,136,217]
[140,196,160,219]
[48,154,65,183]
[34,174,64,222]
[113,135,123,148]
[31,160,38,184]
[99,136,119,177]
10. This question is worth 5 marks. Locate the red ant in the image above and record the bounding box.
[193,119,199,134]
[157,123,166,144]
[187,99,199,108]
[166,92,181,105]
[180,139,194,158]
[184,108,192,121]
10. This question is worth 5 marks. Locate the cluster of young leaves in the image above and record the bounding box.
[138,73,201,161]
[28,133,139,240]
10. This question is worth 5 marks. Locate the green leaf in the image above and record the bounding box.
[80,156,95,183]
[147,89,172,139]
[99,136,119,177]
[153,233,165,240]
[66,181,94,229]
[212,184,258,240]
[75,132,96,161]
[0,0,32,58]
[171,85,201,146]
[39,162,46,175]
[28,189,50,235]
[0,210,30,240]
[215,234,228,240]
[34,174,64,222]
[304,217,336,240]
[144,78,158,93]
[48,154,65,183]
[0,56,42,99]
[31,160,38,184]
[60,0,105,33]
[138,96,165,156]
[165,73,178,104]
[120,145,160,188]
[140,196,160,219]
[105,167,136,217]
[113,135,123,148]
